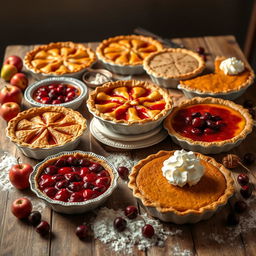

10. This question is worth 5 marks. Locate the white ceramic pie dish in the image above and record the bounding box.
[29,151,118,214]
[24,77,88,110]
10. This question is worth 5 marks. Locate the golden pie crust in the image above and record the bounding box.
[7,106,87,149]
[179,56,255,94]
[24,42,96,75]
[128,150,234,215]
[143,48,205,80]
[87,80,173,124]
[96,35,163,66]
[163,97,253,147]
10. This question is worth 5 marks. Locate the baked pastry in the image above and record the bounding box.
[143,48,205,88]
[24,42,96,76]
[178,56,255,95]
[7,106,87,149]
[96,35,163,75]
[128,150,234,223]
[163,97,253,154]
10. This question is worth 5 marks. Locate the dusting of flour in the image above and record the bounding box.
[106,153,137,171]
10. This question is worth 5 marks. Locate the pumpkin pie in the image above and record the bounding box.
[24,42,96,76]
[163,97,253,154]
[178,56,255,94]
[128,150,234,223]
[143,48,205,88]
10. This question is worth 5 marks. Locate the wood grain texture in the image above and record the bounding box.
[0,36,255,256]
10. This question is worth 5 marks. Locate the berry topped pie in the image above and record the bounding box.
[164,97,253,154]
[24,42,96,76]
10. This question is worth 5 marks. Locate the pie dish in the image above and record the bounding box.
[178,56,255,100]
[24,42,96,78]
[30,151,118,214]
[24,77,88,109]
[6,106,87,159]
[163,97,253,154]
[87,80,173,134]
[143,48,205,88]
[128,150,234,223]
[96,35,163,75]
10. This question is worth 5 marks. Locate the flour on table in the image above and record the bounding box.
[92,207,182,254]
[106,153,137,171]
[170,245,193,256]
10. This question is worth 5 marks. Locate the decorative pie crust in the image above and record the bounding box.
[7,106,87,149]
[163,97,253,147]
[143,48,205,80]
[87,80,173,124]
[128,150,234,215]
[24,42,96,75]
[96,35,163,67]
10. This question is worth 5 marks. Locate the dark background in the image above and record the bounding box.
[0,0,254,61]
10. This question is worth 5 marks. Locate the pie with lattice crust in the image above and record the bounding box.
[7,106,86,149]
[24,42,96,75]
[87,80,172,124]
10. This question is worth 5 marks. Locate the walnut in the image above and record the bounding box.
[222,154,241,169]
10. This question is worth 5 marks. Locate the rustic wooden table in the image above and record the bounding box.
[0,36,255,256]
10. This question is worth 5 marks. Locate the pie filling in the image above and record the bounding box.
[94,86,166,121]
[37,154,111,203]
[136,153,227,212]
[171,104,245,142]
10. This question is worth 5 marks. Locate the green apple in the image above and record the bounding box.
[1,64,18,81]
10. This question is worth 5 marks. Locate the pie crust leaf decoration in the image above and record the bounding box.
[7,106,87,149]
[96,35,163,66]
[24,42,96,75]
[87,80,173,124]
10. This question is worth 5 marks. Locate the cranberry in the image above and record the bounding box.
[56,86,65,94]
[93,185,107,193]
[83,189,98,200]
[226,212,239,226]
[234,200,247,213]
[76,224,89,239]
[52,100,61,104]
[89,163,104,173]
[68,182,84,192]
[69,192,84,202]
[36,221,50,236]
[38,91,48,98]
[28,211,42,226]
[39,177,55,189]
[52,174,65,181]
[204,128,215,134]
[211,115,222,121]
[243,100,254,109]
[80,167,90,177]
[142,224,155,238]
[113,217,127,232]
[202,112,212,120]
[67,156,78,166]
[41,97,51,104]
[191,117,205,128]
[196,46,205,55]
[66,87,74,93]
[237,174,249,186]
[78,159,91,167]
[55,158,66,167]
[97,170,110,177]
[71,166,80,172]
[54,188,70,202]
[95,177,110,186]
[206,120,215,128]
[191,127,202,135]
[243,153,255,165]
[240,185,252,199]
[48,84,58,89]
[44,187,58,198]
[58,167,73,175]
[83,182,93,189]
[191,112,201,118]
[44,165,58,175]
[185,116,192,125]
[57,95,65,103]
[67,91,76,99]
[65,173,82,182]
[117,166,129,180]
[124,205,138,219]
[38,87,49,93]
[215,120,226,127]
[83,173,97,183]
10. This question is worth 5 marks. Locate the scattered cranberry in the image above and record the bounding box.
[226,212,239,226]
[196,47,205,55]
[191,112,201,118]
[117,166,129,180]
[243,100,254,109]
[142,224,155,238]
[28,211,42,226]
[36,221,50,236]
[240,185,252,199]
[234,200,247,213]
[243,153,255,165]
[237,174,249,186]
[124,206,138,219]
[191,127,202,135]
[76,224,89,239]
[191,117,205,128]
[113,217,127,232]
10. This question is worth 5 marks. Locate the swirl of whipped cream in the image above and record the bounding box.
[162,150,205,187]
[219,57,244,75]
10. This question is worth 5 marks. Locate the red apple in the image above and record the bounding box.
[1,64,18,81]
[9,162,33,189]
[10,73,28,91]
[4,56,23,72]
[0,102,20,122]
[0,85,22,105]
[11,197,32,219]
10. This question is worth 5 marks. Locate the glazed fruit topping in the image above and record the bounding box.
[113,217,127,232]
[124,205,138,219]
[142,224,155,238]
[33,83,80,105]
[38,154,111,203]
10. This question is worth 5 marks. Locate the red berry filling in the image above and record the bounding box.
[38,155,111,202]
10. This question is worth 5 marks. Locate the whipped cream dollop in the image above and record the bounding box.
[162,150,205,187]
[219,57,244,75]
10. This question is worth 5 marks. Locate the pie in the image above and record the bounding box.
[24,42,96,75]
[143,48,205,88]
[178,56,255,94]
[96,35,163,66]
[128,150,234,222]
[33,152,114,203]
[163,97,253,151]
[87,80,173,124]
[7,106,87,149]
